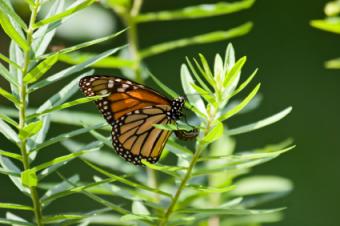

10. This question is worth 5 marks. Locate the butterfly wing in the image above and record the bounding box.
[112,105,174,164]
[79,76,171,125]
[79,75,176,165]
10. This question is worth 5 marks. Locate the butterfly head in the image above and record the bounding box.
[169,96,185,120]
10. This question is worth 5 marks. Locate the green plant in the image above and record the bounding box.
[0,0,293,225]
[59,0,255,83]
[311,0,340,69]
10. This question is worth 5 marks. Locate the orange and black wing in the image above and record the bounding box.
[112,105,174,164]
[79,75,171,124]
[79,75,175,165]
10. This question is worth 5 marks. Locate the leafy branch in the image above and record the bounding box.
[311,0,340,69]
[0,0,293,225]
[147,44,293,225]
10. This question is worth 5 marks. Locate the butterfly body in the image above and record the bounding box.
[79,75,185,165]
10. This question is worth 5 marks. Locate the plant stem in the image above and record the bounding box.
[128,19,142,83]
[160,108,217,226]
[160,141,205,226]
[120,0,144,83]
[19,1,43,225]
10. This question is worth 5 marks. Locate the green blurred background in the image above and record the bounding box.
[1,0,339,226]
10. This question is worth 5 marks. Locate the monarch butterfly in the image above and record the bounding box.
[79,75,197,165]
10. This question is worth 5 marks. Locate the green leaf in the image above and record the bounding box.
[59,52,134,69]
[190,83,215,104]
[0,87,19,105]
[21,169,38,187]
[41,176,120,207]
[41,214,84,224]
[141,160,185,177]
[39,28,127,59]
[175,207,285,215]
[82,191,130,214]
[0,167,20,177]
[140,22,253,58]
[38,143,102,179]
[148,71,179,98]
[41,175,80,203]
[0,114,18,128]
[214,53,224,83]
[223,56,247,91]
[24,0,34,6]
[40,208,112,225]
[63,138,137,174]
[91,176,153,203]
[30,123,106,154]
[0,63,19,87]
[0,118,19,143]
[24,54,59,84]
[0,149,22,161]
[32,0,65,57]
[39,71,93,112]
[8,41,22,97]
[29,46,126,92]
[219,83,261,121]
[199,144,294,162]
[83,160,173,198]
[232,176,293,196]
[27,116,50,154]
[166,139,193,158]
[19,120,43,140]
[0,202,32,211]
[33,0,97,29]
[153,122,194,132]
[188,184,235,194]
[181,64,207,116]
[136,0,255,22]
[0,157,30,194]
[0,52,20,69]
[197,54,215,87]
[202,121,224,143]
[186,57,211,92]
[0,107,106,128]
[27,96,104,120]
[5,212,30,226]
[0,0,27,31]
[81,191,130,215]
[0,10,28,51]
[48,110,105,126]
[132,201,150,215]
[325,57,340,69]
[33,148,98,172]
[310,17,340,34]
[228,107,293,136]
[231,68,258,97]
[46,176,115,208]
[224,43,236,71]
[0,218,34,226]
[194,145,294,175]
[120,214,157,223]
[219,212,283,225]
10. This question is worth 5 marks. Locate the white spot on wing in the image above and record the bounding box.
[100,90,108,95]
[108,80,114,88]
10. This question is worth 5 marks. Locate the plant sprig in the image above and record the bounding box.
[0,1,293,225]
